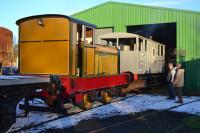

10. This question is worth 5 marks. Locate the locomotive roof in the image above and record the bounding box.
[16,14,96,28]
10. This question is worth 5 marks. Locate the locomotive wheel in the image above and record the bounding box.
[82,93,93,110]
[101,91,112,104]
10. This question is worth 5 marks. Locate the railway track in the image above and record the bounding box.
[10,94,200,133]
[10,93,137,132]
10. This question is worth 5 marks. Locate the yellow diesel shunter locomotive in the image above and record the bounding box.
[17,14,131,110]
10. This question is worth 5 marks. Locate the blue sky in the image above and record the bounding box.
[0,0,199,43]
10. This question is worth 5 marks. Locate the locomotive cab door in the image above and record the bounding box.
[70,23,81,76]
[71,23,95,77]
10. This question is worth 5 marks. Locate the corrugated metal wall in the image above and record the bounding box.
[73,2,200,91]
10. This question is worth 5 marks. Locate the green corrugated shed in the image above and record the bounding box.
[73,1,200,92]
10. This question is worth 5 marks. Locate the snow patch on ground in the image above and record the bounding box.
[172,100,200,115]
[8,94,200,133]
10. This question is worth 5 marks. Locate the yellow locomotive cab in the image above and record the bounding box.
[18,16,70,75]
[17,14,118,76]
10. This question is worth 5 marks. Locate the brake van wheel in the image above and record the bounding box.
[101,91,112,104]
[82,93,93,110]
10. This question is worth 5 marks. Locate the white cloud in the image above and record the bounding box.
[144,0,191,6]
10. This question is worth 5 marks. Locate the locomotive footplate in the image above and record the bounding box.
[0,76,50,133]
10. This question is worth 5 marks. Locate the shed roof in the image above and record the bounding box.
[73,1,200,17]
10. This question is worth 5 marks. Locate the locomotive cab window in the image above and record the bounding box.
[139,38,143,51]
[161,45,163,56]
[86,27,94,46]
[145,40,147,51]
[77,24,84,46]
[130,38,136,51]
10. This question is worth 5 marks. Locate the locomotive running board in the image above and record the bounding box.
[19,104,67,114]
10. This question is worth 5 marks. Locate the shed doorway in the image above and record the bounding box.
[127,22,177,65]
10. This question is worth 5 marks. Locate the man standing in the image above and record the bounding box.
[174,64,185,103]
[166,63,176,100]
